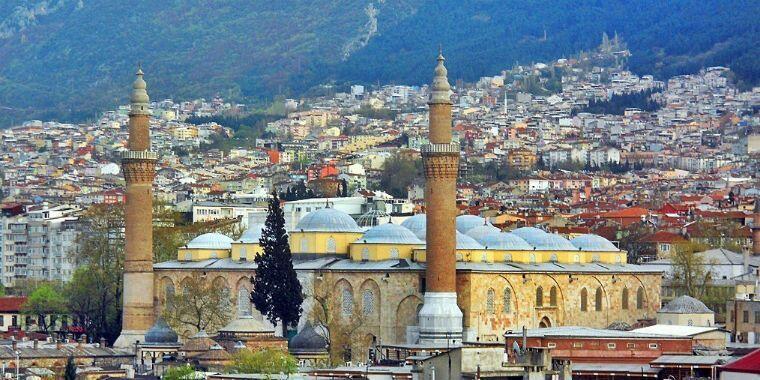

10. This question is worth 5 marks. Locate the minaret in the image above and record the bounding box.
[753,198,760,256]
[417,51,463,344]
[114,68,157,347]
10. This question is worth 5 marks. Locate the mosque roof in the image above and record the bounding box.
[531,233,577,251]
[456,231,484,250]
[143,318,179,345]
[465,223,501,243]
[295,207,362,232]
[659,295,713,314]
[289,323,328,354]
[357,223,423,244]
[238,224,265,244]
[401,214,427,241]
[219,314,274,334]
[480,232,533,250]
[570,234,619,252]
[456,215,486,234]
[186,233,234,250]
[180,330,218,353]
[510,227,548,242]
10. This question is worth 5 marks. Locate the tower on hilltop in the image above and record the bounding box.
[417,50,463,345]
[114,68,157,348]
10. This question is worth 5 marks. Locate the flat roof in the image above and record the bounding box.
[502,326,690,340]
[650,355,734,366]
[632,325,726,337]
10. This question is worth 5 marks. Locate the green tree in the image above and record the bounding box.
[619,222,657,263]
[163,365,201,380]
[162,276,232,336]
[22,284,67,332]
[226,349,298,375]
[671,242,713,298]
[64,356,77,380]
[251,191,303,337]
[378,156,422,198]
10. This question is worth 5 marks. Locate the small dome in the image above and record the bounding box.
[510,227,548,244]
[531,233,577,251]
[187,233,233,249]
[660,295,713,314]
[456,215,486,234]
[295,208,362,233]
[238,224,265,244]
[180,330,218,354]
[144,318,178,344]
[480,232,533,250]
[571,234,619,252]
[357,223,423,244]
[401,214,427,240]
[456,231,484,250]
[289,323,328,354]
[607,321,632,331]
[466,224,501,243]
[219,314,274,334]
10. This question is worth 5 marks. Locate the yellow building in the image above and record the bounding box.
[155,209,662,362]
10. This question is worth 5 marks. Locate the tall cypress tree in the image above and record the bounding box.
[251,191,303,337]
[64,356,77,380]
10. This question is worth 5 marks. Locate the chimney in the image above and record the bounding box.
[33,339,38,349]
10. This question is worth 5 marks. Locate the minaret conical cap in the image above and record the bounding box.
[130,67,149,105]
[430,49,451,104]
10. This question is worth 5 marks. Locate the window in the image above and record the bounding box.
[237,287,251,315]
[300,238,309,253]
[648,343,658,349]
[572,342,583,348]
[326,237,337,253]
[536,287,543,307]
[362,289,374,315]
[341,287,353,317]
[743,310,750,323]
[580,288,588,311]
[486,288,495,314]
[389,248,400,259]
[660,244,670,252]
[549,286,557,307]
[622,288,629,310]
[211,251,218,259]
[0,316,4,326]
[754,311,760,324]
[240,247,247,260]
[547,342,556,348]
[636,287,644,309]
[361,248,370,261]
[503,288,512,313]
[549,254,558,262]
[529,253,537,264]
[592,254,600,263]
[503,253,512,262]
[607,343,616,349]
[626,343,636,349]
[688,319,693,326]
[184,252,192,261]
[574,254,581,264]
[595,288,603,311]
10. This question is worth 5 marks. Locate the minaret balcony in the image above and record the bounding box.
[121,150,157,161]
[421,143,460,155]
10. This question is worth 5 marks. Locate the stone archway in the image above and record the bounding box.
[539,316,552,328]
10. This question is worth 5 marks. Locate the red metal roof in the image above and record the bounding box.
[721,348,760,374]
[0,297,27,313]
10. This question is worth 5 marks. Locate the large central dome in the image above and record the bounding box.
[295,207,362,232]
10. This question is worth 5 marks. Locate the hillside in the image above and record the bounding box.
[0,0,758,126]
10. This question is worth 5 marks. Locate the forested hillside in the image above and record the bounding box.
[0,0,757,126]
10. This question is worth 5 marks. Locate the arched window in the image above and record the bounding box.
[504,253,512,262]
[341,287,354,317]
[595,287,603,311]
[549,286,557,306]
[592,254,600,263]
[549,254,558,262]
[486,288,495,314]
[362,289,374,315]
[211,251,218,259]
[326,237,337,253]
[481,253,488,262]
[615,255,622,264]
[361,248,370,261]
[164,284,175,307]
[621,288,629,310]
[237,287,251,316]
[503,288,512,313]
[389,248,400,259]
[300,237,309,253]
[184,252,192,261]
[456,253,463,261]
[240,247,247,260]
[636,287,645,309]
[536,287,543,307]
[574,254,581,264]
[529,253,537,264]
[580,288,588,311]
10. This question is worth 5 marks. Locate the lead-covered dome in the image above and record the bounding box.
[571,234,619,251]
[531,233,577,251]
[456,231,484,250]
[187,233,234,249]
[480,232,533,250]
[144,318,178,345]
[358,223,423,244]
[238,224,265,243]
[660,295,713,314]
[289,323,328,354]
[456,215,486,234]
[295,208,362,232]
[466,223,501,243]
[401,214,427,241]
[510,227,548,244]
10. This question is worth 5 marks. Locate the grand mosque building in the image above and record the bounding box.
[116,54,663,361]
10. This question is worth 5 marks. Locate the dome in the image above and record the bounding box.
[510,227,548,244]
[401,214,427,240]
[144,318,178,345]
[531,233,577,251]
[456,215,486,234]
[480,232,533,250]
[466,224,501,243]
[238,224,265,244]
[180,330,218,355]
[571,234,619,252]
[357,223,423,244]
[187,233,234,249]
[659,295,713,314]
[289,323,328,354]
[295,208,362,233]
[607,321,632,331]
[219,314,274,334]
[456,231,484,250]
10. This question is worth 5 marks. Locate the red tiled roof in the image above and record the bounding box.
[0,297,27,313]
[721,348,760,374]
[641,231,687,244]
[601,207,650,218]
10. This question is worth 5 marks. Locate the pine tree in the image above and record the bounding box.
[64,356,77,380]
[251,191,303,337]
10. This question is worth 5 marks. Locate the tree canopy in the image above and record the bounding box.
[226,349,298,375]
[162,276,232,336]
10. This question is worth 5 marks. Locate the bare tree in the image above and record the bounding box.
[163,276,232,336]
[306,279,366,365]
[671,242,714,298]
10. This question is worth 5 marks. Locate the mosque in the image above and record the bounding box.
[115,54,663,363]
